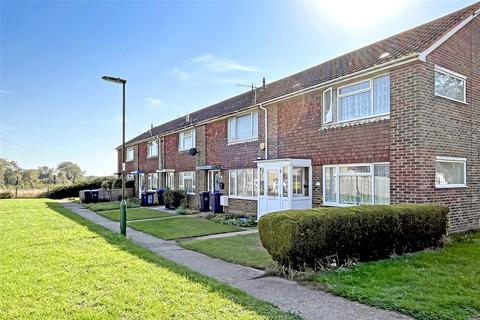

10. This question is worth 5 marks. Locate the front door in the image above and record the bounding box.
[258,165,282,219]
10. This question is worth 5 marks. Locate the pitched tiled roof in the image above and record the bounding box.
[123,2,480,146]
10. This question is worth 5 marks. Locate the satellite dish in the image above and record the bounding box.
[189,148,198,156]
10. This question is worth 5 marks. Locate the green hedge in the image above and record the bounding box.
[258,204,448,269]
[163,190,187,209]
[112,178,134,189]
[46,177,115,199]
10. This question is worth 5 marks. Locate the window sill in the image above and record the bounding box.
[228,196,258,200]
[227,138,258,146]
[435,184,467,189]
[125,160,134,163]
[146,155,158,159]
[434,94,467,105]
[320,114,390,130]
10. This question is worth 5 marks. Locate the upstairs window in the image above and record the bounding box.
[179,129,195,151]
[323,75,390,124]
[228,112,258,143]
[179,171,195,194]
[126,147,134,162]
[435,66,466,103]
[147,140,158,157]
[435,157,466,188]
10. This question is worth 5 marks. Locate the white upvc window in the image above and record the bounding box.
[126,147,134,162]
[164,172,174,190]
[147,140,158,157]
[435,156,467,188]
[323,163,390,206]
[179,171,195,194]
[179,129,195,151]
[434,65,466,103]
[323,74,390,125]
[147,173,159,190]
[229,169,258,198]
[228,111,258,143]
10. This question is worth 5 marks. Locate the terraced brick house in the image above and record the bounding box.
[117,3,480,232]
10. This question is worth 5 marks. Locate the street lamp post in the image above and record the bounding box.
[102,75,128,236]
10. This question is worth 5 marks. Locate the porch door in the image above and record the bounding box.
[138,173,145,198]
[258,165,282,219]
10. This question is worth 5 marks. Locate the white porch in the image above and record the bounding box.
[256,158,312,220]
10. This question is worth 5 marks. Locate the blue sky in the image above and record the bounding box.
[0,0,474,176]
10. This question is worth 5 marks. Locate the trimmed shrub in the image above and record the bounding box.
[258,204,448,269]
[101,180,112,190]
[112,178,134,189]
[0,191,13,199]
[163,190,186,209]
[46,177,114,199]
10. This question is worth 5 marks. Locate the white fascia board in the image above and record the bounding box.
[419,9,479,62]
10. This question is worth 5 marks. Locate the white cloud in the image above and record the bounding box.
[191,54,258,73]
[144,97,162,109]
[170,67,190,80]
[0,89,13,94]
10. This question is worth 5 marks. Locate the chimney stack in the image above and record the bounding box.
[262,77,266,89]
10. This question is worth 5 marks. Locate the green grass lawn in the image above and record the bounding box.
[85,200,139,212]
[180,233,275,270]
[128,216,242,240]
[96,207,172,221]
[0,199,298,319]
[311,231,480,320]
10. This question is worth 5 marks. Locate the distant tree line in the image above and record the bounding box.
[0,158,91,189]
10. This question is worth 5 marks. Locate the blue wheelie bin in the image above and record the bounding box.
[209,192,223,213]
[198,191,210,212]
[91,190,99,203]
[157,189,165,206]
[83,190,92,204]
[145,191,155,206]
[141,192,147,206]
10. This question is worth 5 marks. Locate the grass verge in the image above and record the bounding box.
[180,233,275,270]
[0,199,299,319]
[311,231,480,320]
[128,216,242,240]
[96,207,172,221]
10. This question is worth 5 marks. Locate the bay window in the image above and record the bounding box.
[179,171,195,194]
[434,65,466,103]
[323,163,390,206]
[228,112,258,143]
[323,74,390,124]
[229,169,258,198]
[179,129,195,151]
[435,157,466,188]
[147,140,158,157]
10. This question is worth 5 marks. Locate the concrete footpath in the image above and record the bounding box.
[60,202,410,320]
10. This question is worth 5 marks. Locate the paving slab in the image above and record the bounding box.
[60,202,411,320]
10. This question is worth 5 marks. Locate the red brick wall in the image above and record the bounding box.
[390,16,480,232]
[137,140,159,174]
[205,110,265,169]
[163,132,197,172]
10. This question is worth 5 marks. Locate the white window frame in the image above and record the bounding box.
[322,88,333,124]
[147,140,158,157]
[323,74,390,125]
[147,172,159,190]
[228,111,259,144]
[323,162,390,207]
[164,171,174,190]
[434,65,467,104]
[435,156,467,188]
[178,129,195,151]
[179,171,195,195]
[126,146,134,162]
[228,169,258,199]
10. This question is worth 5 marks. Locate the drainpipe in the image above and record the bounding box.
[259,104,268,160]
